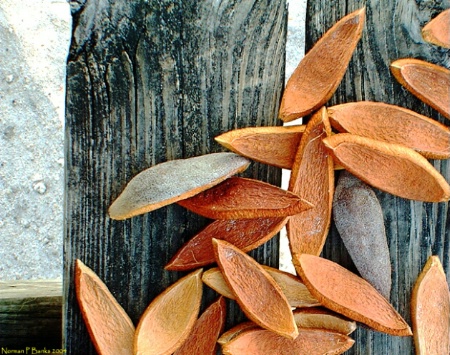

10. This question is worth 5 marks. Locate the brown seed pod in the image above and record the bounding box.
[201,266,320,308]
[173,297,226,355]
[178,177,313,219]
[215,125,306,169]
[279,7,365,121]
[109,153,250,220]
[287,107,334,256]
[411,256,450,355]
[293,307,357,335]
[322,133,450,202]
[293,254,412,336]
[74,259,135,355]
[333,171,392,299]
[134,269,203,355]
[165,217,287,271]
[390,59,450,119]
[213,239,298,339]
[221,327,355,355]
[328,101,450,159]
[422,9,450,49]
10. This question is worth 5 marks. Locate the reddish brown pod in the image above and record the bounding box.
[215,125,306,169]
[323,133,450,202]
[174,297,226,355]
[165,217,287,271]
[221,327,355,355]
[390,59,450,119]
[178,177,312,219]
[422,9,450,48]
[411,256,450,355]
[213,239,298,339]
[294,254,412,336]
[279,7,365,121]
[134,269,203,355]
[74,260,135,355]
[328,101,450,159]
[287,107,334,256]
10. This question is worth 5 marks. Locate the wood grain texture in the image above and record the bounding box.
[64,1,287,353]
[0,280,62,348]
[306,1,450,352]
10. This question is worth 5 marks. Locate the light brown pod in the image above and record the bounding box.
[422,9,450,48]
[287,107,334,256]
[221,327,355,355]
[202,266,320,308]
[109,153,250,220]
[293,307,357,335]
[411,256,450,355]
[390,59,450,119]
[213,239,298,339]
[333,171,392,299]
[173,297,226,355]
[293,254,412,336]
[215,125,306,169]
[74,259,135,355]
[165,217,287,270]
[322,133,450,202]
[279,7,365,121]
[134,269,203,355]
[328,101,450,159]
[178,177,312,219]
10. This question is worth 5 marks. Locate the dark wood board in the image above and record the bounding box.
[305,1,449,354]
[64,1,287,353]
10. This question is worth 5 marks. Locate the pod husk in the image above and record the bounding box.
[74,260,135,355]
[411,256,450,355]
[390,58,450,119]
[279,8,365,121]
[323,133,450,202]
[293,254,412,336]
[134,269,203,355]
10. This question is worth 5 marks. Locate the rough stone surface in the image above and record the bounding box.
[0,0,71,280]
[0,0,304,280]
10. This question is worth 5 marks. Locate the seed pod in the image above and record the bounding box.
[411,256,450,355]
[390,59,450,119]
[422,9,450,48]
[293,254,412,336]
[287,107,334,256]
[322,133,450,202]
[293,307,357,335]
[134,269,203,355]
[109,153,250,220]
[74,260,135,355]
[201,266,320,308]
[178,177,313,219]
[165,217,287,271]
[279,7,365,121]
[215,125,306,169]
[333,171,392,299]
[221,327,355,355]
[174,297,226,355]
[213,239,298,339]
[328,101,450,159]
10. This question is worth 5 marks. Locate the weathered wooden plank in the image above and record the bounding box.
[305,1,449,354]
[0,280,62,348]
[64,1,287,353]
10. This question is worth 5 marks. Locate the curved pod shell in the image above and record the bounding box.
[134,269,203,355]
